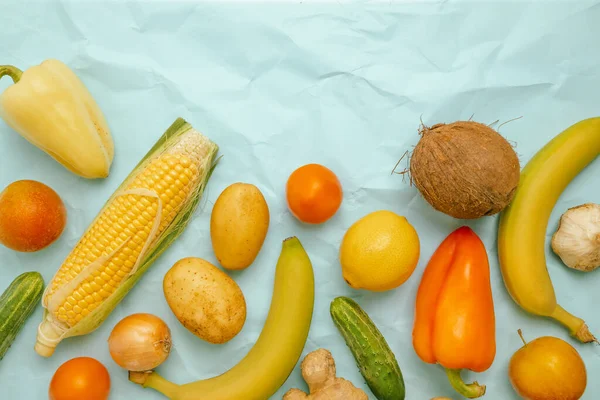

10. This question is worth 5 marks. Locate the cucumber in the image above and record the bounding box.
[0,271,44,360]
[330,296,405,400]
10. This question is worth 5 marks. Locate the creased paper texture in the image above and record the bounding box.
[1,1,599,399]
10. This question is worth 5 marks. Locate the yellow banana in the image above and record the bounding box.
[129,236,315,399]
[498,117,600,343]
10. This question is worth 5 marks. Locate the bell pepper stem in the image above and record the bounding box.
[0,65,23,83]
[445,368,486,398]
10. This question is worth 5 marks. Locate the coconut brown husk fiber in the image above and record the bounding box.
[409,121,520,219]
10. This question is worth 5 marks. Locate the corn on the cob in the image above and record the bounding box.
[35,118,219,357]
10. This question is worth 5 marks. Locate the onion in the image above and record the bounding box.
[108,313,172,372]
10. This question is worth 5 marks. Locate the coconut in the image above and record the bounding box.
[409,121,520,219]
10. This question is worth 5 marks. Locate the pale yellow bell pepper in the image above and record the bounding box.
[0,59,114,179]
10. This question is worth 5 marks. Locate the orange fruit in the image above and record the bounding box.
[0,180,66,252]
[286,164,342,224]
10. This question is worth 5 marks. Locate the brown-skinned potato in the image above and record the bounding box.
[210,183,270,270]
[163,257,246,344]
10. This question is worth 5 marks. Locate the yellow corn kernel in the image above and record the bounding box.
[36,120,219,358]
[43,152,204,328]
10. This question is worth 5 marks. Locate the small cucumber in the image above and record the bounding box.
[0,271,44,360]
[330,296,405,400]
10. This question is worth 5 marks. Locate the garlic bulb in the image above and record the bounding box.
[551,203,600,272]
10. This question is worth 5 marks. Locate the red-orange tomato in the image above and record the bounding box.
[286,163,343,224]
[49,357,111,400]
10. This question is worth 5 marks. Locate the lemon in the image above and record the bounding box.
[340,210,420,291]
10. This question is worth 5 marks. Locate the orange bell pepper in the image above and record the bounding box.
[413,226,496,398]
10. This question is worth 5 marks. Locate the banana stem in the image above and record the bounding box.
[129,371,180,398]
[551,305,597,343]
[445,368,486,398]
[0,65,23,83]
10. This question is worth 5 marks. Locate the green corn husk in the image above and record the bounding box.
[35,117,219,357]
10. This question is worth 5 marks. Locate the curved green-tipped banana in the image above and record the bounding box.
[498,117,600,343]
[129,236,315,400]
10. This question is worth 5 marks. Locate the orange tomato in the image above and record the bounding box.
[49,357,111,400]
[286,163,343,224]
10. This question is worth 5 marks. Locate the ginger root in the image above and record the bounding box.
[283,349,368,400]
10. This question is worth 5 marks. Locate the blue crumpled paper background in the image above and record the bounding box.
[1,0,600,399]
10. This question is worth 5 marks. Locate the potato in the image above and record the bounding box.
[210,182,270,270]
[163,257,246,344]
